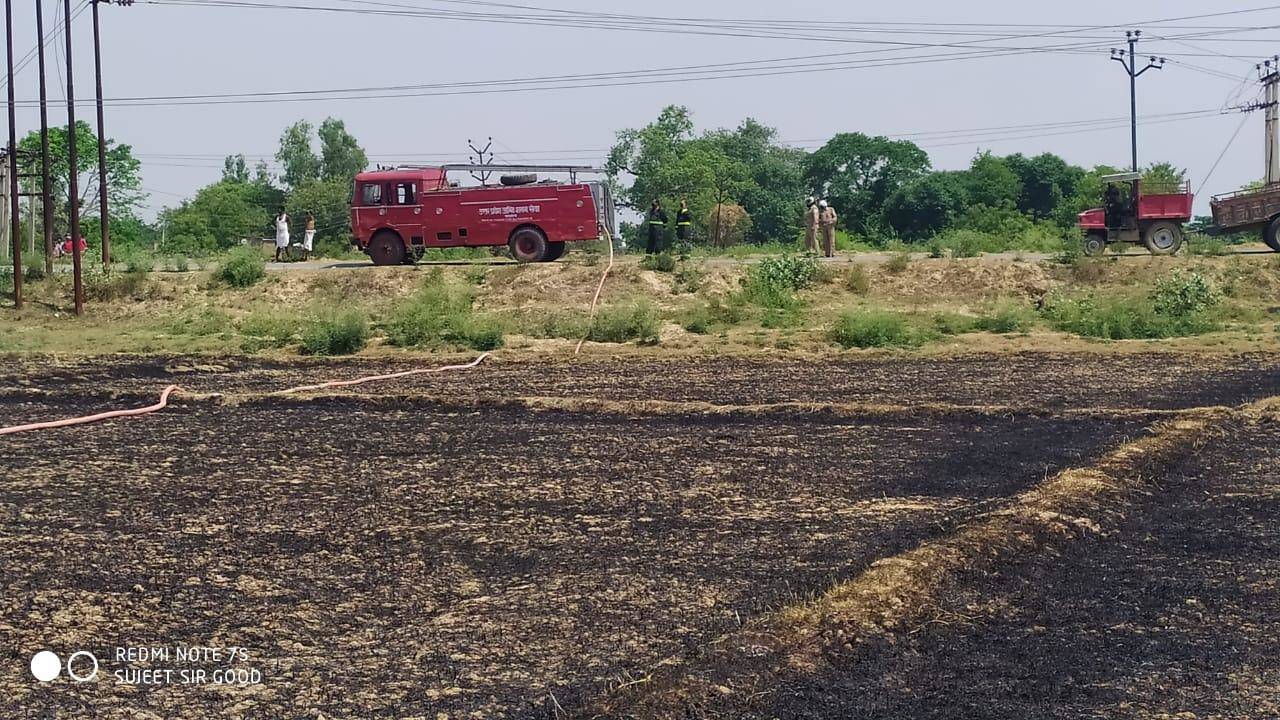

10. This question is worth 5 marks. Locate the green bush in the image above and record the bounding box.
[673,262,704,293]
[588,300,660,344]
[1187,235,1229,257]
[1152,270,1222,318]
[386,278,505,351]
[301,309,369,356]
[885,252,911,274]
[84,268,150,301]
[166,307,232,337]
[641,253,677,273]
[238,310,297,350]
[844,265,871,295]
[1042,290,1220,340]
[124,253,155,274]
[974,300,1036,334]
[932,312,979,336]
[830,309,932,349]
[215,247,266,288]
[752,255,819,291]
[681,305,712,334]
[23,264,45,282]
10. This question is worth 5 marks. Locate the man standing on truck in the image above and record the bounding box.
[646,199,669,254]
[819,200,838,258]
[804,197,820,253]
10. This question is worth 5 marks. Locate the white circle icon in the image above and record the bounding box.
[66,651,99,682]
[30,651,60,682]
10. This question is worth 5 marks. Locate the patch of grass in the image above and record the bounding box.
[973,300,1037,334]
[84,268,151,301]
[124,253,155,274]
[23,264,46,283]
[300,309,370,356]
[673,262,704,293]
[385,276,505,351]
[464,265,489,286]
[681,305,712,334]
[215,247,266,288]
[238,309,296,351]
[166,307,232,337]
[1187,235,1229,257]
[830,308,934,349]
[843,265,871,295]
[1041,275,1224,340]
[884,252,911,274]
[736,255,819,311]
[641,253,677,273]
[761,307,803,329]
[588,300,660,344]
[932,312,979,336]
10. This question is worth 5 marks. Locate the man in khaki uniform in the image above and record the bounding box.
[803,197,820,253]
[819,200,838,258]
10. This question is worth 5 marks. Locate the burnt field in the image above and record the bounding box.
[1,354,1279,718]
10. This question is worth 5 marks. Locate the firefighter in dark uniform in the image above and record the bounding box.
[646,199,669,254]
[1104,183,1123,230]
[676,199,693,243]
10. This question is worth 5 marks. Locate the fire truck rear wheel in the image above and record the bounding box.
[1143,221,1184,256]
[509,227,549,263]
[542,242,566,262]
[1264,216,1280,252]
[368,231,406,266]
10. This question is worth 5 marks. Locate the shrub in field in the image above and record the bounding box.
[641,253,677,273]
[707,297,746,325]
[215,247,266,288]
[974,300,1036,334]
[301,309,369,356]
[166,307,232,337]
[238,310,297,350]
[1152,270,1222,318]
[932,312,978,336]
[84,267,150,301]
[1187,235,1229,256]
[23,264,45,282]
[884,251,911,274]
[737,255,818,310]
[681,305,712,334]
[123,253,155,274]
[1042,281,1221,340]
[588,300,660,344]
[830,309,932,349]
[673,262,704,293]
[843,265,871,295]
[386,279,505,351]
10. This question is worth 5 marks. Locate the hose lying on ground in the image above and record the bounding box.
[0,354,491,437]
[576,228,616,356]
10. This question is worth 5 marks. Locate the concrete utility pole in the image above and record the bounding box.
[36,0,54,274]
[65,0,82,315]
[1261,59,1280,186]
[1111,30,1166,173]
[91,0,114,269]
[0,157,8,261]
[6,0,22,308]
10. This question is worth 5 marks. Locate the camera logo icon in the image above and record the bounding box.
[30,650,99,682]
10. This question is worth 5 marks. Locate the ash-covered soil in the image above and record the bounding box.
[4,352,1280,410]
[765,418,1280,719]
[0,382,1146,719]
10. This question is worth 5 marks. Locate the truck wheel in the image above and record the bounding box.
[509,227,548,263]
[1143,221,1184,256]
[1083,232,1107,257]
[542,242,566,262]
[368,230,406,266]
[1264,216,1280,252]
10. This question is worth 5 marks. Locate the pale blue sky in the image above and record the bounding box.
[4,0,1277,218]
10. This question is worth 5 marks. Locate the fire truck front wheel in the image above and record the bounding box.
[368,231,407,266]
[509,227,549,263]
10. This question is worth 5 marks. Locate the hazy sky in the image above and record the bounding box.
[4,0,1277,219]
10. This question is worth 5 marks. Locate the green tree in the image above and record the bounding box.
[285,179,353,252]
[803,133,930,237]
[17,120,144,237]
[223,154,250,184]
[276,120,322,189]
[607,105,697,211]
[704,119,807,244]
[1005,153,1085,220]
[884,171,970,241]
[161,176,282,254]
[318,118,368,181]
[964,152,1022,209]
[1142,161,1187,192]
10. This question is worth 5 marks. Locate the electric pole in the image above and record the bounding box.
[65,0,82,315]
[1261,58,1280,186]
[6,0,22,309]
[468,137,495,186]
[91,0,112,269]
[1111,30,1166,173]
[36,0,52,274]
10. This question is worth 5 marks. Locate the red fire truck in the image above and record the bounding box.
[350,164,616,265]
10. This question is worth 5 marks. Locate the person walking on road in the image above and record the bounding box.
[819,200,838,258]
[274,208,290,262]
[646,199,668,254]
[303,212,317,261]
[804,196,820,253]
[676,199,693,245]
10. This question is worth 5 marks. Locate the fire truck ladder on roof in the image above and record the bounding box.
[406,164,605,183]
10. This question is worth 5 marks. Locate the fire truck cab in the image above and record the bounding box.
[350,164,615,265]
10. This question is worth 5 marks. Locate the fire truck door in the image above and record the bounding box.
[386,180,425,247]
